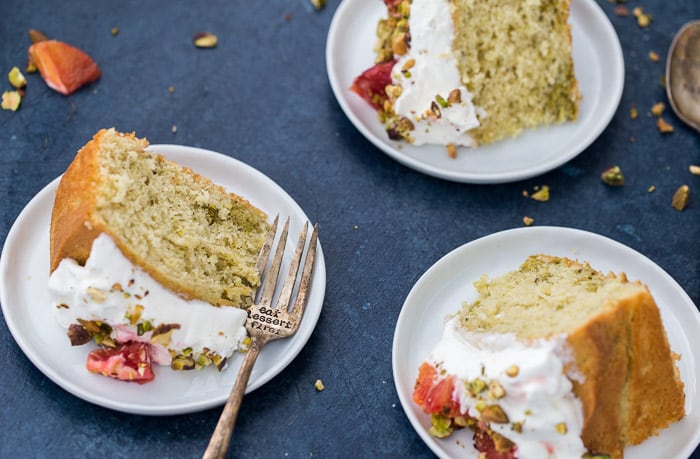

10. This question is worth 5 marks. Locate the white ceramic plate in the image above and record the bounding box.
[393,227,700,458]
[0,144,326,415]
[326,0,624,183]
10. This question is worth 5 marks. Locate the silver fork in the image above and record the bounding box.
[202,216,318,459]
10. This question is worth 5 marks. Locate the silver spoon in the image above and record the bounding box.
[666,20,700,132]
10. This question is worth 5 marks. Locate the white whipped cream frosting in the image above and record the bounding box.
[391,0,481,146]
[49,233,248,365]
[430,317,586,459]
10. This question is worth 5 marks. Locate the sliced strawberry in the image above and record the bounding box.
[413,362,438,408]
[350,60,396,110]
[28,40,101,95]
[86,341,155,384]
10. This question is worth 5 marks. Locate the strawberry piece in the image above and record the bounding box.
[473,427,517,459]
[86,341,155,384]
[413,362,462,417]
[350,60,396,110]
[28,40,101,95]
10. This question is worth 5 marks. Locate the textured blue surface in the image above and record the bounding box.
[0,0,698,457]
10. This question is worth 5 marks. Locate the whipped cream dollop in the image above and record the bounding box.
[430,317,586,459]
[391,0,481,146]
[49,233,248,365]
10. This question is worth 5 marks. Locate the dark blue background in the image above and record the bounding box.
[1,0,698,457]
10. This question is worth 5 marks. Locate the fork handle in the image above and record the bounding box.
[202,338,263,459]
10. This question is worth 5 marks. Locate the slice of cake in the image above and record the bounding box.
[49,128,271,383]
[351,0,580,152]
[413,255,685,458]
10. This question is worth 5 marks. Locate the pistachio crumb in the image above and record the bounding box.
[488,381,506,399]
[193,32,218,48]
[1,91,21,111]
[111,27,119,36]
[601,166,625,186]
[648,51,659,62]
[171,124,177,133]
[556,422,568,434]
[672,185,690,211]
[314,379,325,391]
[505,365,520,377]
[309,0,326,10]
[8,67,26,89]
[530,185,550,202]
[651,102,665,116]
[648,185,656,193]
[656,117,674,133]
[630,106,638,119]
[522,216,534,226]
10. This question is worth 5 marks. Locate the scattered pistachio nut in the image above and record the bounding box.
[656,117,674,133]
[111,27,119,36]
[556,422,568,434]
[391,32,408,55]
[488,381,506,399]
[522,216,534,226]
[648,51,659,62]
[1,90,21,111]
[530,185,550,202]
[648,185,656,193]
[672,185,690,211]
[314,379,325,391]
[511,421,523,433]
[8,67,26,89]
[601,166,625,186]
[193,32,218,48]
[690,165,700,176]
[651,102,665,116]
[309,0,326,10]
[630,106,638,119]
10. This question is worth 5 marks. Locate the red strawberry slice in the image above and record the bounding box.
[28,40,101,95]
[350,60,396,110]
[86,341,155,384]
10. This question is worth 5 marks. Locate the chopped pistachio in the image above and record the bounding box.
[656,117,674,133]
[447,88,462,104]
[86,287,107,303]
[429,414,454,438]
[309,0,326,10]
[671,185,690,211]
[556,422,568,434]
[435,94,449,108]
[648,185,656,193]
[391,32,408,55]
[630,106,638,119]
[601,166,625,186]
[480,404,509,424]
[1,91,21,111]
[488,381,506,399]
[505,365,520,377]
[530,185,550,202]
[8,67,26,89]
[193,32,218,48]
[511,421,523,433]
[314,379,325,391]
[651,102,665,116]
[522,216,534,226]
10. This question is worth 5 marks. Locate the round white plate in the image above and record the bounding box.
[326,0,624,183]
[0,144,326,415]
[393,227,699,458]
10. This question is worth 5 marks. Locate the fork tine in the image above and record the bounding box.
[290,223,318,323]
[257,217,290,308]
[255,215,279,278]
[274,221,309,312]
